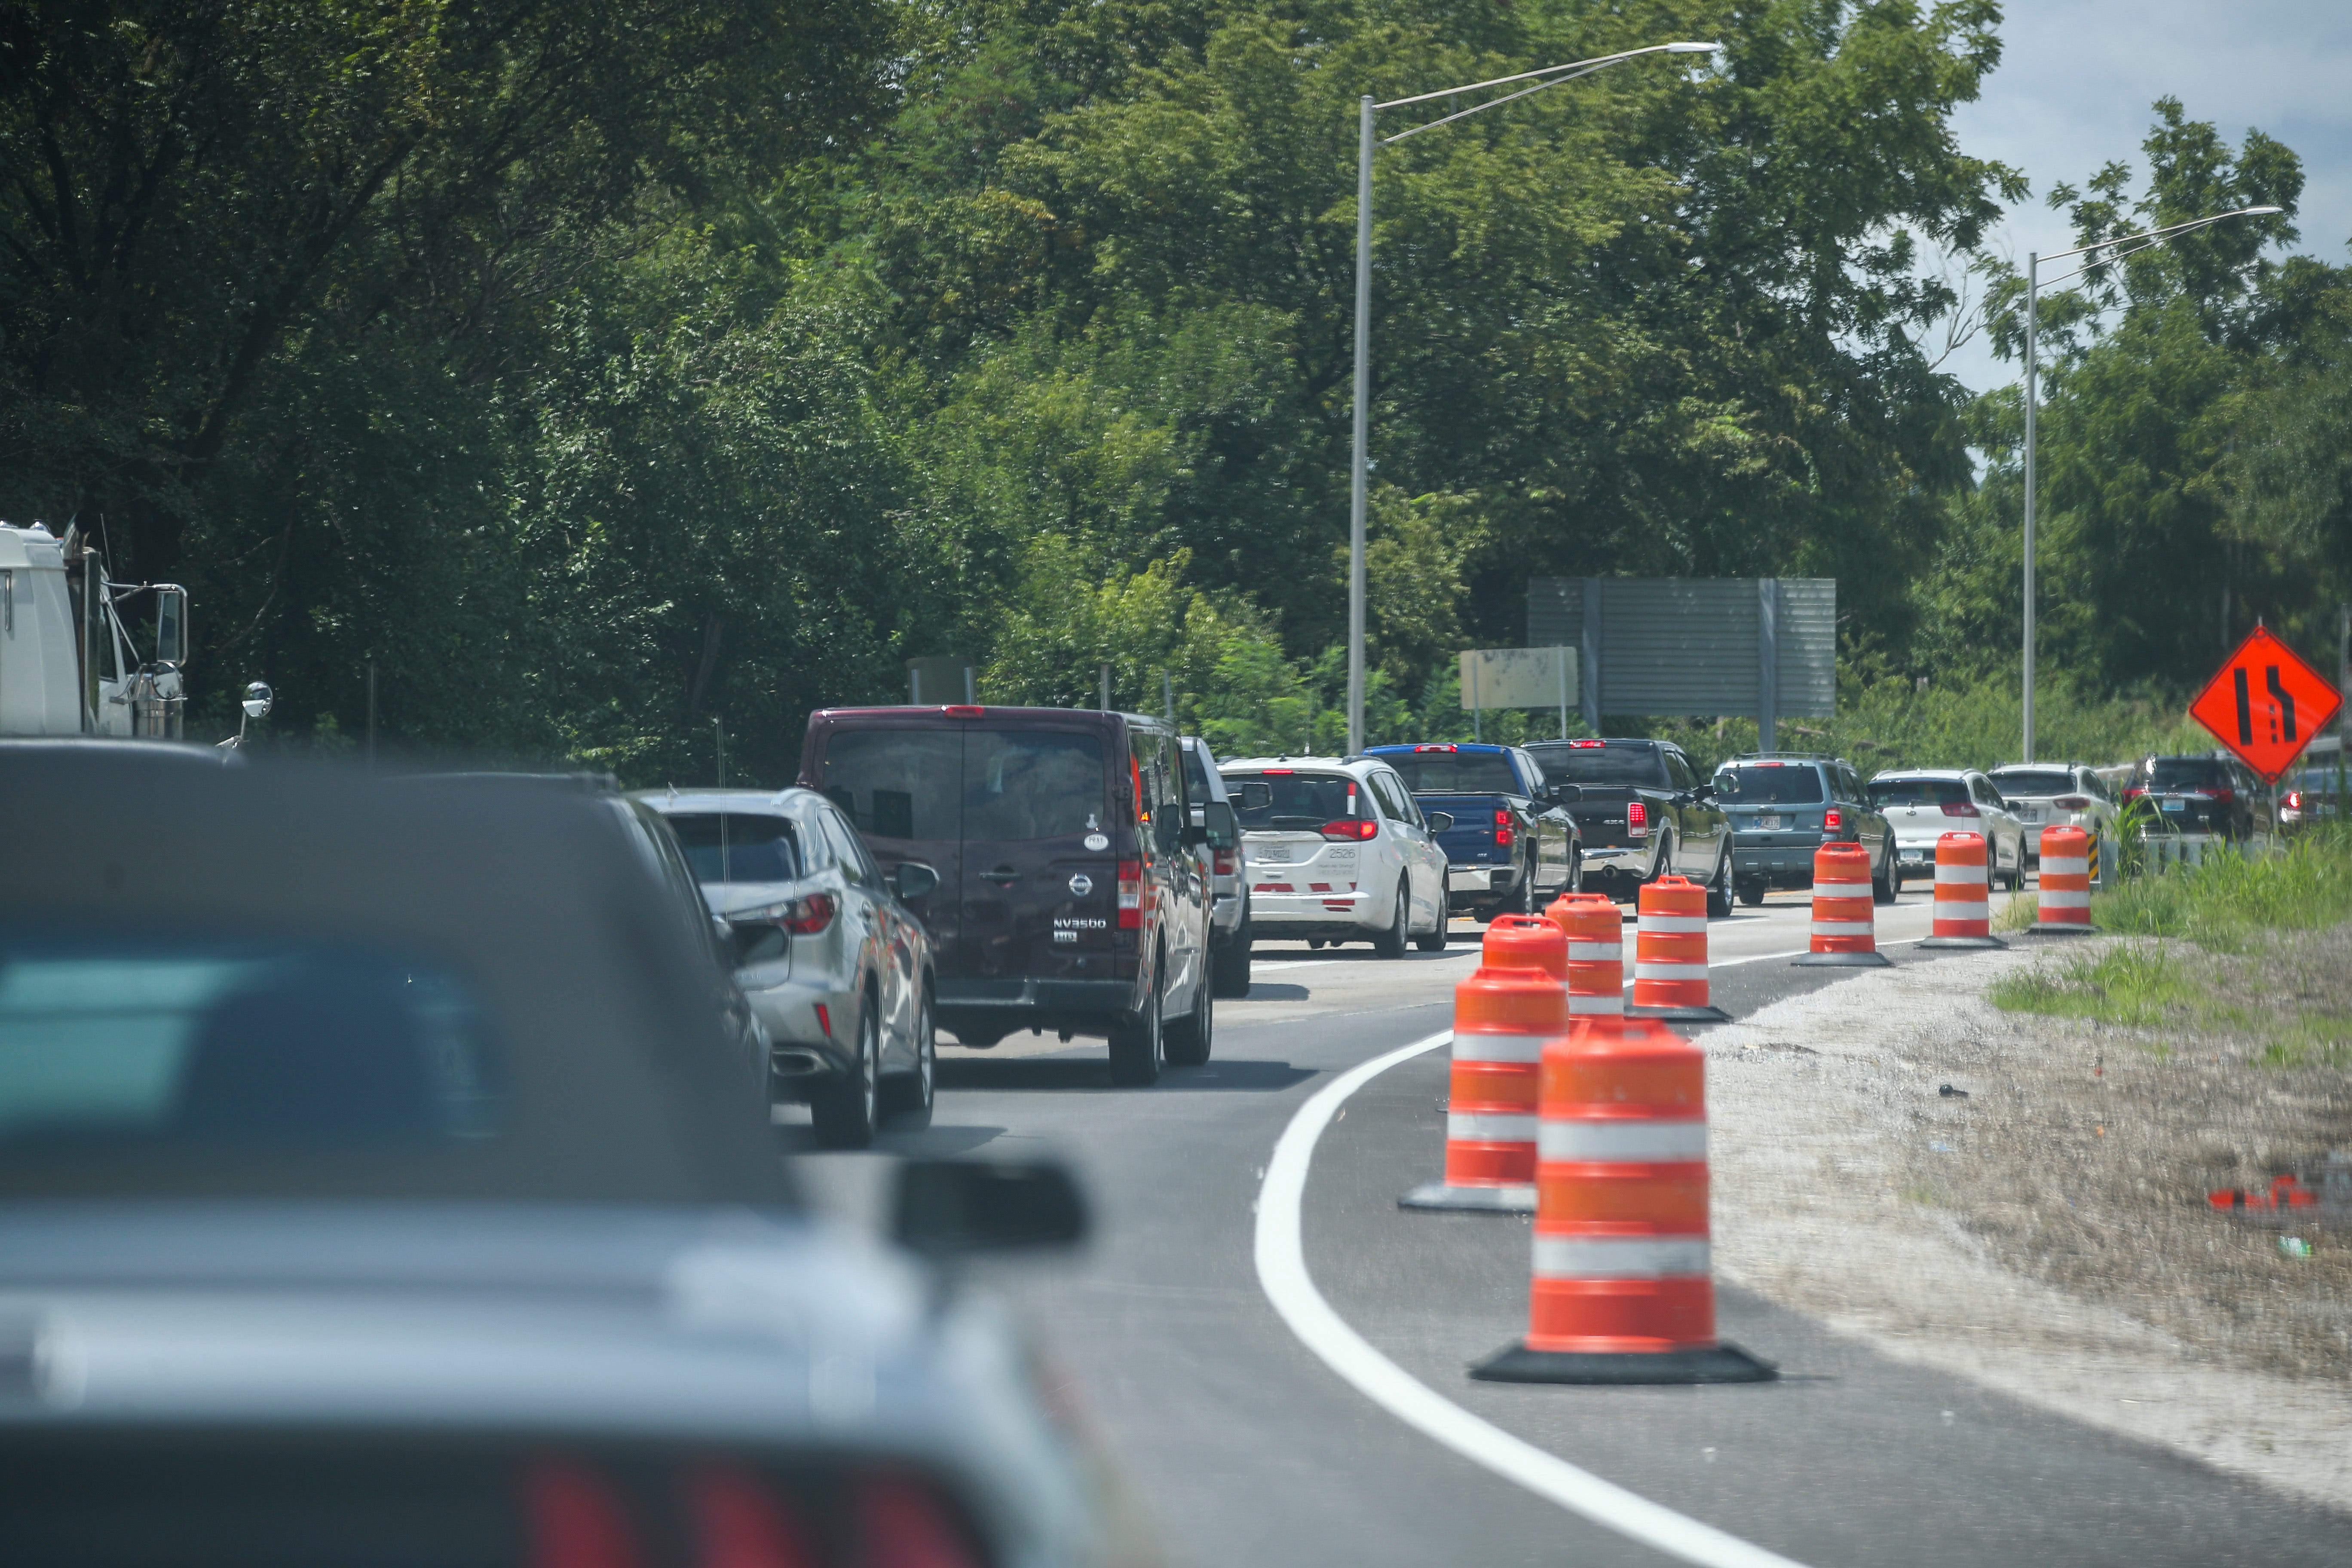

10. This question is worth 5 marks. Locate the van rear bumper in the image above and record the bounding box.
[937,976,1141,1045]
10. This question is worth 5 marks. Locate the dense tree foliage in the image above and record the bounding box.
[3,2,2344,782]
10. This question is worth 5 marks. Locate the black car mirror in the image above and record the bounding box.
[1695,783,1718,802]
[1232,780,1274,811]
[893,861,938,901]
[1181,822,1211,847]
[1550,782,1582,803]
[731,922,788,967]
[1201,799,1238,850]
[891,1158,1088,1258]
[1425,810,1454,833]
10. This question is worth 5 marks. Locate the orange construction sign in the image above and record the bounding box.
[2187,626,2344,783]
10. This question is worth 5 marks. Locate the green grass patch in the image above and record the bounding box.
[2094,826,2352,950]
[2262,1013,2352,1070]
[1989,942,2198,1028]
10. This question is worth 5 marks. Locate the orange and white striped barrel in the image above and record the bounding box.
[2035,825,2095,932]
[1470,1015,1774,1383]
[1630,876,1724,1020]
[1914,830,2002,949]
[1545,892,1624,1016]
[1792,841,1890,967]
[1401,916,1564,1212]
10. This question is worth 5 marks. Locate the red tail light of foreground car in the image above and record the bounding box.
[1493,809,1515,848]
[1320,818,1379,842]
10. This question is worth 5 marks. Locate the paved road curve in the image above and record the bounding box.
[796,888,2350,1567]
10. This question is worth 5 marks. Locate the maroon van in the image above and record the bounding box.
[797,705,1214,1084]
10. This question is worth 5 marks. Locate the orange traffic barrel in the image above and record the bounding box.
[1628,876,1728,1023]
[1544,891,1624,1015]
[1399,916,1564,1213]
[1920,830,2005,949]
[1471,1016,1775,1384]
[1791,841,1890,968]
[2031,824,2095,934]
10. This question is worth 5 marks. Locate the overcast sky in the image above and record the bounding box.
[1932,0,2352,392]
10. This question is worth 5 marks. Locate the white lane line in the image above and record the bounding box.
[1253,1031,1811,1568]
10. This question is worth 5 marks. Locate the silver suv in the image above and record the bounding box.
[1180,736,1251,997]
[638,787,937,1149]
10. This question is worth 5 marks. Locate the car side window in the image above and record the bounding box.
[1367,771,1408,822]
[1660,751,1692,791]
[625,802,720,941]
[820,810,872,886]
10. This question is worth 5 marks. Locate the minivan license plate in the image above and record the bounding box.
[1253,844,1293,863]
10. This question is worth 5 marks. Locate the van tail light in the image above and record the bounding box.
[942,705,984,718]
[1117,861,1143,928]
[859,1475,985,1568]
[2053,794,2092,809]
[1625,801,1648,836]
[1321,818,1378,841]
[1941,801,1978,818]
[1493,809,1515,847]
[1823,808,1844,832]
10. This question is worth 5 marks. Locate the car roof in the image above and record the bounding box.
[634,785,823,816]
[1219,755,1394,777]
[1365,742,1510,754]
[1525,737,1664,749]
[5,751,792,1210]
[1869,768,1975,781]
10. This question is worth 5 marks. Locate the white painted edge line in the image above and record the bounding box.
[1253,1029,1811,1568]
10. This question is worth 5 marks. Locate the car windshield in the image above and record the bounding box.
[1717,764,1825,804]
[1225,772,1362,830]
[1990,770,2074,798]
[1869,777,1970,808]
[2148,758,2228,790]
[1378,751,1521,793]
[1525,744,1668,787]
[0,933,499,1149]
[662,812,803,884]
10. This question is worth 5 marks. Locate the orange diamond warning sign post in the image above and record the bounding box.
[2187,627,2345,784]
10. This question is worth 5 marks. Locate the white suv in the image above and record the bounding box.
[1866,769,2029,890]
[1987,763,2120,869]
[1218,756,1452,956]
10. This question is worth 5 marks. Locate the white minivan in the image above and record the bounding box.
[1219,755,1452,956]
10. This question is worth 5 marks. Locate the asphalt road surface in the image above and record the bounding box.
[795,883,2352,1567]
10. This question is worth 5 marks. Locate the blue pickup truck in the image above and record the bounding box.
[1365,743,1582,920]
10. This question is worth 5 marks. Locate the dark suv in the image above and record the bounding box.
[1712,753,1894,906]
[798,705,1217,1085]
[1522,738,1732,912]
[2122,754,2273,842]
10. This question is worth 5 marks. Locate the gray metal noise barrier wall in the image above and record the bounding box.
[1526,578,1834,750]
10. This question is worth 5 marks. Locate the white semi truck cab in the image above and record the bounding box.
[0,521,268,743]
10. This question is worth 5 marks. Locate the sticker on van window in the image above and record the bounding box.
[1085,833,1108,851]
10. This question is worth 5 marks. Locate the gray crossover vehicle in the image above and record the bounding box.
[641,786,939,1148]
[1715,753,1895,905]
[3,749,1116,1568]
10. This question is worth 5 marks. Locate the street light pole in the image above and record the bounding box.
[2016,203,2279,763]
[1344,41,1721,755]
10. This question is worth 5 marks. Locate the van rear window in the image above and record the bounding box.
[821,731,961,841]
[964,732,1106,841]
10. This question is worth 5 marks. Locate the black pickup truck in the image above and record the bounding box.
[1364,743,1581,919]
[1521,738,1733,915]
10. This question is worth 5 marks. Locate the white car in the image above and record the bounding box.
[1218,755,1452,956]
[1988,762,2121,867]
[1865,769,2029,890]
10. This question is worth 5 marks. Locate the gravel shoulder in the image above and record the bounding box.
[1706,946,2352,1513]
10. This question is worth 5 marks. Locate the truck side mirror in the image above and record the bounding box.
[1550,782,1581,803]
[1201,799,1238,850]
[241,681,273,720]
[154,587,188,665]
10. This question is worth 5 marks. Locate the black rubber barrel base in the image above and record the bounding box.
[2025,924,2097,937]
[1471,1341,1779,1385]
[1628,1004,1733,1023]
[1398,1181,1536,1213]
[1791,950,1893,968]
[1918,934,2008,949]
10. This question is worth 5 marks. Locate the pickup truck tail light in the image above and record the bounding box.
[1941,801,1979,818]
[1626,801,1648,836]
[1823,808,1844,832]
[1213,849,1236,876]
[2053,794,2092,809]
[1320,818,1378,842]
[1493,809,1515,848]
[1117,861,1143,929]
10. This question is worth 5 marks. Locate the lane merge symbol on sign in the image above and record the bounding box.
[2187,625,2345,783]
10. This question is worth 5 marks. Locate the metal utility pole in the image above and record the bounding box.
[1344,40,1721,756]
[1099,662,1112,713]
[2016,202,2279,763]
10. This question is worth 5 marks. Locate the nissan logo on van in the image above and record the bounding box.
[1068,873,1094,897]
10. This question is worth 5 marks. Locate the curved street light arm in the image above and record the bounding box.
[2039,204,2282,268]
[1375,41,1720,113]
